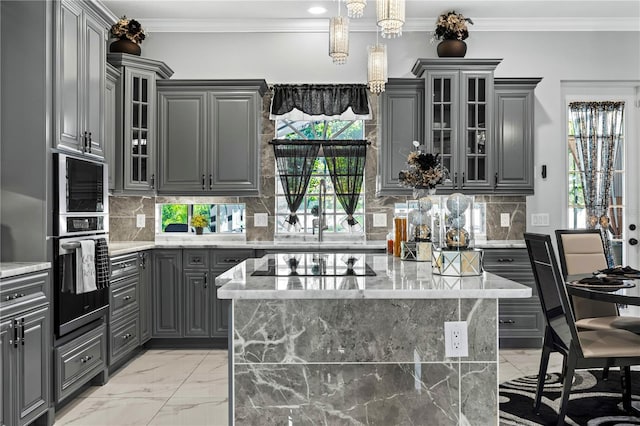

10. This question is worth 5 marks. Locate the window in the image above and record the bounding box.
[567,104,625,265]
[275,120,365,236]
[157,203,245,234]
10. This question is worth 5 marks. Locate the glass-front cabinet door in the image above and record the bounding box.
[124,68,156,192]
[425,68,493,192]
[461,71,493,191]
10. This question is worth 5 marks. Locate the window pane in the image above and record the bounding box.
[161,204,188,231]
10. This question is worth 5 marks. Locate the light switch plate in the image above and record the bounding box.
[136,214,145,228]
[254,213,268,227]
[500,213,510,227]
[373,213,387,227]
[531,213,550,227]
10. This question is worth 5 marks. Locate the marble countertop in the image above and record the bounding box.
[108,239,525,256]
[0,262,51,279]
[216,253,532,300]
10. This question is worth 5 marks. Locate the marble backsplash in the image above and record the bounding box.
[108,92,526,242]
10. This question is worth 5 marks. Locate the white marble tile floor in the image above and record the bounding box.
[54,348,551,425]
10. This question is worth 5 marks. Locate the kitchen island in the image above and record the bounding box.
[216,252,532,425]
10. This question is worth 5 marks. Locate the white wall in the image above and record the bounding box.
[141,30,640,235]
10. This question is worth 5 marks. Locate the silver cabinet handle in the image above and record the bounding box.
[150,174,155,189]
[499,319,515,324]
[80,355,93,363]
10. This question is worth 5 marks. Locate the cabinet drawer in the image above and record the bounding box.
[183,250,210,269]
[0,270,49,317]
[482,249,530,269]
[110,312,139,365]
[110,278,138,320]
[211,249,254,270]
[110,253,139,281]
[55,323,107,402]
[499,301,544,338]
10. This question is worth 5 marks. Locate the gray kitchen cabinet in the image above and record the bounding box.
[182,249,254,339]
[1,270,51,426]
[109,253,140,366]
[376,79,424,197]
[107,54,173,194]
[494,78,542,194]
[413,59,501,193]
[152,250,183,337]
[156,80,268,196]
[482,248,543,348]
[55,0,110,158]
[138,251,152,344]
[105,64,120,191]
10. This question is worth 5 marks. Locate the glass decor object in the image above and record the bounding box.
[329,16,349,64]
[345,0,367,18]
[376,0,405,38]
[367,43,387,94]
[443,193,473,250]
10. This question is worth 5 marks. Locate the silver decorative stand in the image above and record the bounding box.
[431,248,483,276]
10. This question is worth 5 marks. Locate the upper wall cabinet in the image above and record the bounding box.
[55,0,111,158]
[413,59,501,193]
[156,80,268,196]
[107,54,173,194]
[494,78,542,194]
[376,79,424,197]
[104,64,120,191]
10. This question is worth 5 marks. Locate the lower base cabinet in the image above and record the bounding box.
[483,248,544,348]
[109,311,139,365]
[54,322,107,404]
[1,270,51,426]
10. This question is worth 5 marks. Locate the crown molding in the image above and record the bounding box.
[142,17,640,33]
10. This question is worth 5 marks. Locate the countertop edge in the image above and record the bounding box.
[0,262,52,279]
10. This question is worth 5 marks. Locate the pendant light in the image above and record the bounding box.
[329,0,349,64]
[367,31,387,94]
[345,0,367,18]
[376,0,405,38]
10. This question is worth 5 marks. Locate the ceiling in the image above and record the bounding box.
[101,0,640,33]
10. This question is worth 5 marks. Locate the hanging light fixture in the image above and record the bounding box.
[345,0,367,18]
[329,1,349,65]
[367,39,387,94]
[376,0,405,38]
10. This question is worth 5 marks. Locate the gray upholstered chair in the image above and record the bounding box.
[555,229,640,333]
[525,233,640,425]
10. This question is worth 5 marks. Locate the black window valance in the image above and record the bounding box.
[270,84,371,120]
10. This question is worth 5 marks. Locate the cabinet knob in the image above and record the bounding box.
[123,295,131,301]
[630,238,638,246]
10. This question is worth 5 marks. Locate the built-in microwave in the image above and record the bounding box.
[54,151,109,236]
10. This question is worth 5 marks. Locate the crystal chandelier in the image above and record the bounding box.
[376,0,405,38]
[367,43,387,94]
[345,0,367,18]
[329,16,349,64]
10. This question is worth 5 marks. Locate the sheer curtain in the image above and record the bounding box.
[322,141,368,228]
[272,141,320,229]
[569,101,624,266]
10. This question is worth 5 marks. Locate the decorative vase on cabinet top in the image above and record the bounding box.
[109,38,141,56]
[437,40,467,58]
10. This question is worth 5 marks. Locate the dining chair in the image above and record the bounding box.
[524,233,640,425]
[555,229,640,333]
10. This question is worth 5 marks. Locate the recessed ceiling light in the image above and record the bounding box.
[308,6,327,15]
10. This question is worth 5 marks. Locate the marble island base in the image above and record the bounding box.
[231,298,498,425]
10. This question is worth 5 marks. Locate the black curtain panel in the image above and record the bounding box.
[322,141,367,227]
[272,141,320,227]
[271,84,370,117]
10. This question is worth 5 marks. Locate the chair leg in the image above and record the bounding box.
[622,366,632,412]
[602,366,609,380]
[557,349,577,426]
[534,336,552,413]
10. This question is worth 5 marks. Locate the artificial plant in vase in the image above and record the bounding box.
[190,214,209,235]
[432,10,473,57]
[109,16,146,56]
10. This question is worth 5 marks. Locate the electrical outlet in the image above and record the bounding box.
[136,214,145,228]
[254,213,268,227]
[373,213,387,227]
[444,321,468,358]
[500,213,510,227]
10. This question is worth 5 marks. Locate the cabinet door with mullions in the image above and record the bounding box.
[124,68,156,192]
